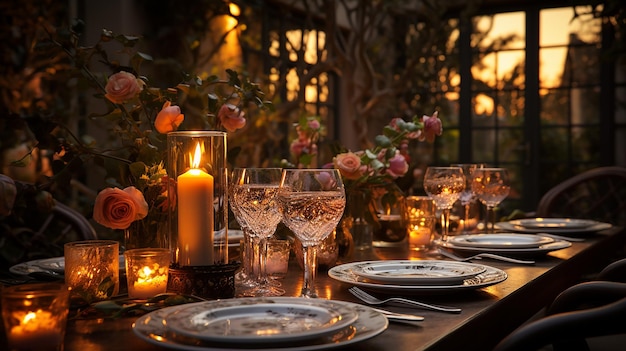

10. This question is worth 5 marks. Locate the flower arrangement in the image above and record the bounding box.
[0,23,271,248]
[50,25,270,234]
[331,112,442,193]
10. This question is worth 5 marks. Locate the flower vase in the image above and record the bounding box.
[124,214,169,250]
[371,184,408,247]
[338,189,376,256]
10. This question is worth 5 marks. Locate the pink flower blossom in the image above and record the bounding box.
[218,103,246,132]
[307,119,321,130]
[386,151,409,178]
[104,71,143,104]
[93,186,149,230]
[154,101,184,134]
[420,111,443,142]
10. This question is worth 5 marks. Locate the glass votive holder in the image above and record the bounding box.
[124,248,170,300]
[266,239,291,279]
[405,196,437,251]
[64,240,119,303]
[408,216,437,250]
[1,282,70,351]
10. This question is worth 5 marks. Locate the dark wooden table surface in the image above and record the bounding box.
[3,226,625,351]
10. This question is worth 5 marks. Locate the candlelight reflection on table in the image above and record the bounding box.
[1,282,70,351]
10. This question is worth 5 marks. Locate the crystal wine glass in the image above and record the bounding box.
[471,167,511,233]
[231,168,284,296]
[278,169,346,298]
[451,163,486,233]
[423,166,465,242]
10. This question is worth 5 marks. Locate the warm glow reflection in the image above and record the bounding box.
[474,94,494,115]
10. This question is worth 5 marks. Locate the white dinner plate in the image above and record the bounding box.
[510,218,598,230]
[496,220,611,234]
[132,297,388,351]
[350,260,486,285]
[164,301,358,344]
[9,255,126,276]
[448,233,554,249]
[436,239,572,256]
[328,261,506,294]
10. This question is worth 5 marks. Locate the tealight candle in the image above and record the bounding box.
[1,283,70,351]
[405,196,437,251]
[124,248,170,300]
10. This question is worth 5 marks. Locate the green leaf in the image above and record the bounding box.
[374,135,392,147]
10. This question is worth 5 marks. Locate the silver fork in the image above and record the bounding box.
[348,286,462,313]
[438,249,535,265]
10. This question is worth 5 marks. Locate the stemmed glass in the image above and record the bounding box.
[471,167,510,233]
[451,163,486,233]
[278,169,346,298]
[231,168,284,297]
[423,167,465,242]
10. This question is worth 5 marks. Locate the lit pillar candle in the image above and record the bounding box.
[177,143,214,266]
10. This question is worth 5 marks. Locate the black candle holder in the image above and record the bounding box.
[167,262,240,299]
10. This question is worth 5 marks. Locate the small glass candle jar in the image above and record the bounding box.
[64,240,119,303]
[124,248,170,300]
[1,283,70,351]
[266,239,291,279]
[406,196,437,251]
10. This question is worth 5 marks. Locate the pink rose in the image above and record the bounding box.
[155,101,184,134]
[290,139,308,158]
[316,171,337,190]
[307,119,320,130]
[104,71,143,104]
[218,103,246,132]
[421,111,443,142]
[93,186,149,230]
[0,174,17,217]
[333,152,363,180]
[386,151,409,178]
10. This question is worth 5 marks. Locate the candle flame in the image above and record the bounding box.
[22,311,37,324]
[191,143,202,169]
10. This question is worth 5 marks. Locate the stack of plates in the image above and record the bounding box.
[328,260,507,294]
[496,218,611,234]
[132,297,388,351]
[437,233,572,256]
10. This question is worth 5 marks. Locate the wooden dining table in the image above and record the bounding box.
[2,225,625,351]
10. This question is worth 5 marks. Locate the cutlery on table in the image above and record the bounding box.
[349,286,462,313]
[438,249,535,265]
[371,308,425,322]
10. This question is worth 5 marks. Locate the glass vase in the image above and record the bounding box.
[371,184,408,247]
[124,213,169,250]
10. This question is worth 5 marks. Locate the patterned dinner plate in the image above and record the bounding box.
[165,300,358,343]
[496,219,611,234]
[437,239,572,256]
[448,233,555,249]
[511,218,598,229]
[9,255,126,275]
[350,260,486,285]
[132,297,388,351]
[328,261,506,294]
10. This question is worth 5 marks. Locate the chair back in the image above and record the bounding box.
[535,166,626,226]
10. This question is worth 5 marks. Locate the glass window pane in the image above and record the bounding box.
[570,87,600,125]
[498,128,524,163]
[472,130,496,162]
[497,90,524,127]
[540,127,568,162]
[474,12,525,50]
[540,88,569,125]
[572,126,600,162]
[562,45,601,86]
[540,47,567,88]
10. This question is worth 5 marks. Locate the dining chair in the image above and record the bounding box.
[534,166,626,227]
[493,258,626,351]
